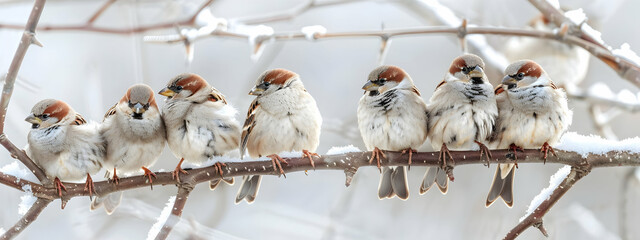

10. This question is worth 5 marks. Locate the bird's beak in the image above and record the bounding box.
[25,114,41,124]
[249,87,263,96]
[25,114,42,128]
[131,103,146,115]
[249,82,269,95]
[502,75,518,86]
[158,88,176,97]
[468,66,484,78]
[362,81,379,91]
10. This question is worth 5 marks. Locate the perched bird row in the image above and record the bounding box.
[356,54,572,207]
[23,69,321,212]
[22,54,571,212]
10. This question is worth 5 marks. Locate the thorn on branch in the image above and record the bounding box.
[533,221,549,237]
[344,166,358,187]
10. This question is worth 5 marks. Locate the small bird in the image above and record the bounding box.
[421,54,498,195]
[159,73,241,186]
[503,15,590,90]
[91,84,166,214]
[357,65,427,200]
[24,99,104,199]
[486,60,573,207]
[236,68,322,204]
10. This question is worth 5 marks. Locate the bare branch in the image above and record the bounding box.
[0,197,52,240]
[0,0,50,185]
[504,164,591,239]
[0,0,214,34]
[154,186,193,240]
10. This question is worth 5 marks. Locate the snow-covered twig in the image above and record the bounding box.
[0,0,50,185]
[528,0,640,88]
[0,134,639,238]
[504,165,591,240]
[153,187,193,240]
[0,197,52,240]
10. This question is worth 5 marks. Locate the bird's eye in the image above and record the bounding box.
[128,101,134,108]
[378,78,387,84]
[263,82,271,87]
[41,114,49,119]
[516,72,525,80]
[144,103,150,110]
[176,85,183,90]
[461,67,469,74]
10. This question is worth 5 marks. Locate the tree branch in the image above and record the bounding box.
[0,197,52,240]
[154,186,193,240]
[0,0,214,34]
[527,0,640,88]
[0,0,50,185]
[504,164,591,239]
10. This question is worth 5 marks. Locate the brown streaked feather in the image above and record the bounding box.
[378,66,405,83]
[44,101,71,121]
[73,114,87,125]
[264,69,296,85]
[177,75,207,94]
[209,92,228,104]
[549,81,558,89]
[435,80,446,90]
[448,57,466,75]
[240,99,260,157]
[411,86,421,96]
[517,61,542,78]
[103,103,117,121]
[494,85,505,95]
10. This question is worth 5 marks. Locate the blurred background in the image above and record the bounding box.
[0,0,639,239]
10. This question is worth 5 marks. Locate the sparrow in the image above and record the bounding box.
[24,99,104,199]
[236,68,322,204]
[91,84,166,214]
[486,60,573,207]
[159,73,241,186]
[421,54,498,195]
[503,15,590,91]
[357,65,427,200]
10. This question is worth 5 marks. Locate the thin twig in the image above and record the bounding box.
[0,0,214,34]
[0,0,50,185]
[86,0,117,24]
[154,186,193,240]
[146,24,640,90]
[504,164,591,239]
[0,198,52,240]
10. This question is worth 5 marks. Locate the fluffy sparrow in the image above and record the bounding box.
[486,60,573,207]
[421,54,498,195]
[24,99,104,199]
[91,84,166,214]
[236,68,322,204]
[357,65,427,200]
[159,73,241,186]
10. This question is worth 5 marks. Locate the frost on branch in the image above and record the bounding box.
[301,25,327,41]
[0,161,38,182]
[146,196,176,240]
[18,185,36,216]
[612,43,640,66]
[325,145,362,155]
[230,24,274,60]
[556,132,640,158]
[519,165,571,222]
[564,9,587,26]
